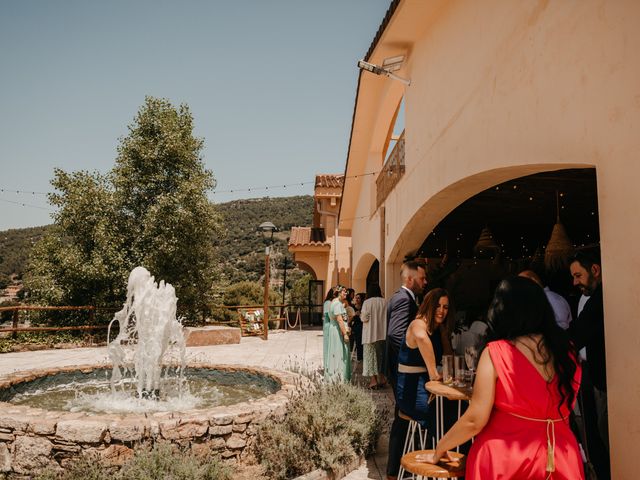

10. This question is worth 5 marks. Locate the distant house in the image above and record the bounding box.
[0,283,22,303]
[288,174,351,300]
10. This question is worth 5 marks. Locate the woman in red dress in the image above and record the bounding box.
[423,276,584,479]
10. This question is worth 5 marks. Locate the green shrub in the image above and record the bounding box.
[35,443,231,480]
[255,382,384,479]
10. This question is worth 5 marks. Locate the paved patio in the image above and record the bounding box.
[0,327,390,479]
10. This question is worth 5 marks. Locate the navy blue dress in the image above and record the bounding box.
[396,328,443,428]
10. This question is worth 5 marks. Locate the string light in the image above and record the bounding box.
[0,197,53,211]
[1,171,381,198]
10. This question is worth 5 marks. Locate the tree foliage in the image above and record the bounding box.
[25,97,221,320]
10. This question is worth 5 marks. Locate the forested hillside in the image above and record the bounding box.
[214,195,313,284]
[0,226,49,287]
[0,195,313,290]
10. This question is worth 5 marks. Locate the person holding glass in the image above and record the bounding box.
[324,285,352,383]
[396,288,454,430]
[422,276,584,479]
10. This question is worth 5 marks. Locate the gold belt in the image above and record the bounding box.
[506,412,568,479]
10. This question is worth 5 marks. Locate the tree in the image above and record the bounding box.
[26,170,127,308]
[26,97,221,321]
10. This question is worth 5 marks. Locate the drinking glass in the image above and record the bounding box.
[465,346,478,385]
[442,355,454,385]
[454,355,466,387]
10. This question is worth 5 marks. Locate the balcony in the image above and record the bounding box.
[376,131,405,207]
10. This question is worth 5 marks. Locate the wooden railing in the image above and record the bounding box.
[376,131,406,207]
[0,305,118,337]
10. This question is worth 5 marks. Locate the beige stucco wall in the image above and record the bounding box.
[346,0,640,475]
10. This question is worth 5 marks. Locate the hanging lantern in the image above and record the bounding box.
[473,226,501,258]
[544,222,574,272]
[545,191,574,272]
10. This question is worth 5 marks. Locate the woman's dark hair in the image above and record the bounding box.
[366,283,382,298]
[324,288,334,302]
[355,292,366,304]
[486,276,578,413]
[417,288,455,337]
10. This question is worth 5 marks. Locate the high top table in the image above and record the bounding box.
[425,381,472,449]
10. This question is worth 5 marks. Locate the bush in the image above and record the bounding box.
[255,382,384,479]
[35,443,231,480]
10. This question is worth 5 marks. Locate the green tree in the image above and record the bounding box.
[26,170,127,308]
[26,97,221,321]
[290,273,312,307]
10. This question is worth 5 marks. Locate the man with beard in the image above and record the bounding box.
[569,248,610,479]
[385,260,427,480]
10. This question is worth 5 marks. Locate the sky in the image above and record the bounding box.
[0,0,391,231]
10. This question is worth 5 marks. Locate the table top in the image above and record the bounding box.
[425,380,472,401]
[401,449,465,477]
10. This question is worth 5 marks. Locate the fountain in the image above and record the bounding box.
[0,268,300,476]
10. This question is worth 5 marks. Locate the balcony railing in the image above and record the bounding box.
[376,131,405,207]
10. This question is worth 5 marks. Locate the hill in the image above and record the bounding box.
[0,196,313,290]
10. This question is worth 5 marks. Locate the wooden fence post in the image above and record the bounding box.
[12,309,19,339]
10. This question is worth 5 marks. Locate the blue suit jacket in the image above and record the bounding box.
[386,287,419,350]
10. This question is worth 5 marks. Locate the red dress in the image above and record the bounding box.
[465,340,584,479]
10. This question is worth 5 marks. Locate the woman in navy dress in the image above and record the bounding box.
[396,288,454,427]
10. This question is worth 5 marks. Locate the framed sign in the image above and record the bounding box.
[238,308,265,337]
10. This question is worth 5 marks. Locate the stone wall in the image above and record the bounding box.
[0,363,301,476]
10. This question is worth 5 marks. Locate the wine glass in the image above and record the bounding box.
[465,346,478,385]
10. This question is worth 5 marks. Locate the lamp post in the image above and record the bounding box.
[258,221,278,339]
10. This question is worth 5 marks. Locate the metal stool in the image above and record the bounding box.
[397,411,430,479]
[400,449,465,479]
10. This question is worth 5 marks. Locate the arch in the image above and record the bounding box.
[352,252,378,293]
[294,261,318,280]
[387,163,593,265]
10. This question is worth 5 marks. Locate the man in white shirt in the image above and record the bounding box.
[519,270,572,329]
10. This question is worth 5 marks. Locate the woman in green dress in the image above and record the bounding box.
[322,287,335,374]
[324,285,352,382]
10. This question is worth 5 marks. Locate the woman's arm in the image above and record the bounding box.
[361,301,370,323]
[424,348,497,463]
[408,321,441,381]
[331,302,350,343]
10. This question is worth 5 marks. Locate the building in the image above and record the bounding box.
[294,1,640,476]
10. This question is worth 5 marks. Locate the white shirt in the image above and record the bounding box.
[544,287,572,330]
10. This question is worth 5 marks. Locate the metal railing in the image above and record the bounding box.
[376,131,406,207]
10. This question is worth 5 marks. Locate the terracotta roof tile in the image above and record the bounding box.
[315,174,344,189]
[288,227,328,246]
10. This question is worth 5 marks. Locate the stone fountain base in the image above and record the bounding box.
[0,363,301,476]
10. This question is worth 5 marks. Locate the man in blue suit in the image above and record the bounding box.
[385,260,427,480]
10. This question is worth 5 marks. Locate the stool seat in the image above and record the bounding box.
[400,450,465,478]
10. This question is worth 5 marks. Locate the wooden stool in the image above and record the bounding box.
[397,411,429,480]
[400,450,465,479]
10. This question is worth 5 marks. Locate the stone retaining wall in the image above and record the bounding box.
[0,363,302,476]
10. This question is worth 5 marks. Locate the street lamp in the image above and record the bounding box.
[258,221,278,339]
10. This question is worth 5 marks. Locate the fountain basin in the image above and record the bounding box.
[0,363,301,475]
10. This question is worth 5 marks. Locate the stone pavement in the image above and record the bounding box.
[0,327,391,479]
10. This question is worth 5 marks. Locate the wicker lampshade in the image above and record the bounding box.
[474,226,501,257]
[544,222,574,272]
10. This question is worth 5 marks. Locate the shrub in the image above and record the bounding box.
[255,382,384,479]
[35,443,231,480]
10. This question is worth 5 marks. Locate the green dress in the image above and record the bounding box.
[324,299,352,383]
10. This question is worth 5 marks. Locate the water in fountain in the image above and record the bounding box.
[107,266,187,400]
[3,267,280,414]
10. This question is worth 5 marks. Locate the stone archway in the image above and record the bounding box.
[352,253,378,293]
